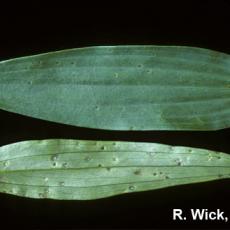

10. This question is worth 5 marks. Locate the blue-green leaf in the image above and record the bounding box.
[0,46,229,130]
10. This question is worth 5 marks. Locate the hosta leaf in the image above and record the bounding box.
[0,139,229,200]
[0,46,230,130]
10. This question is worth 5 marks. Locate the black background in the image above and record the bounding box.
[0,1,229,229]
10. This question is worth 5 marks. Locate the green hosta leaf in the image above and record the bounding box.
[0,139,229,200]
[0,46,230,130]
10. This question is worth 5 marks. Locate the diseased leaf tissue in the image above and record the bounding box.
[0,46,229,130]
[0,46,229,200]
[0,140,229,200]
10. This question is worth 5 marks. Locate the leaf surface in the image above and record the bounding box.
[0,140,229,200]
[0,46,230,130]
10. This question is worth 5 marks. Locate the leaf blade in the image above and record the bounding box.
[0,140,229,200]
[0,45,230,130]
